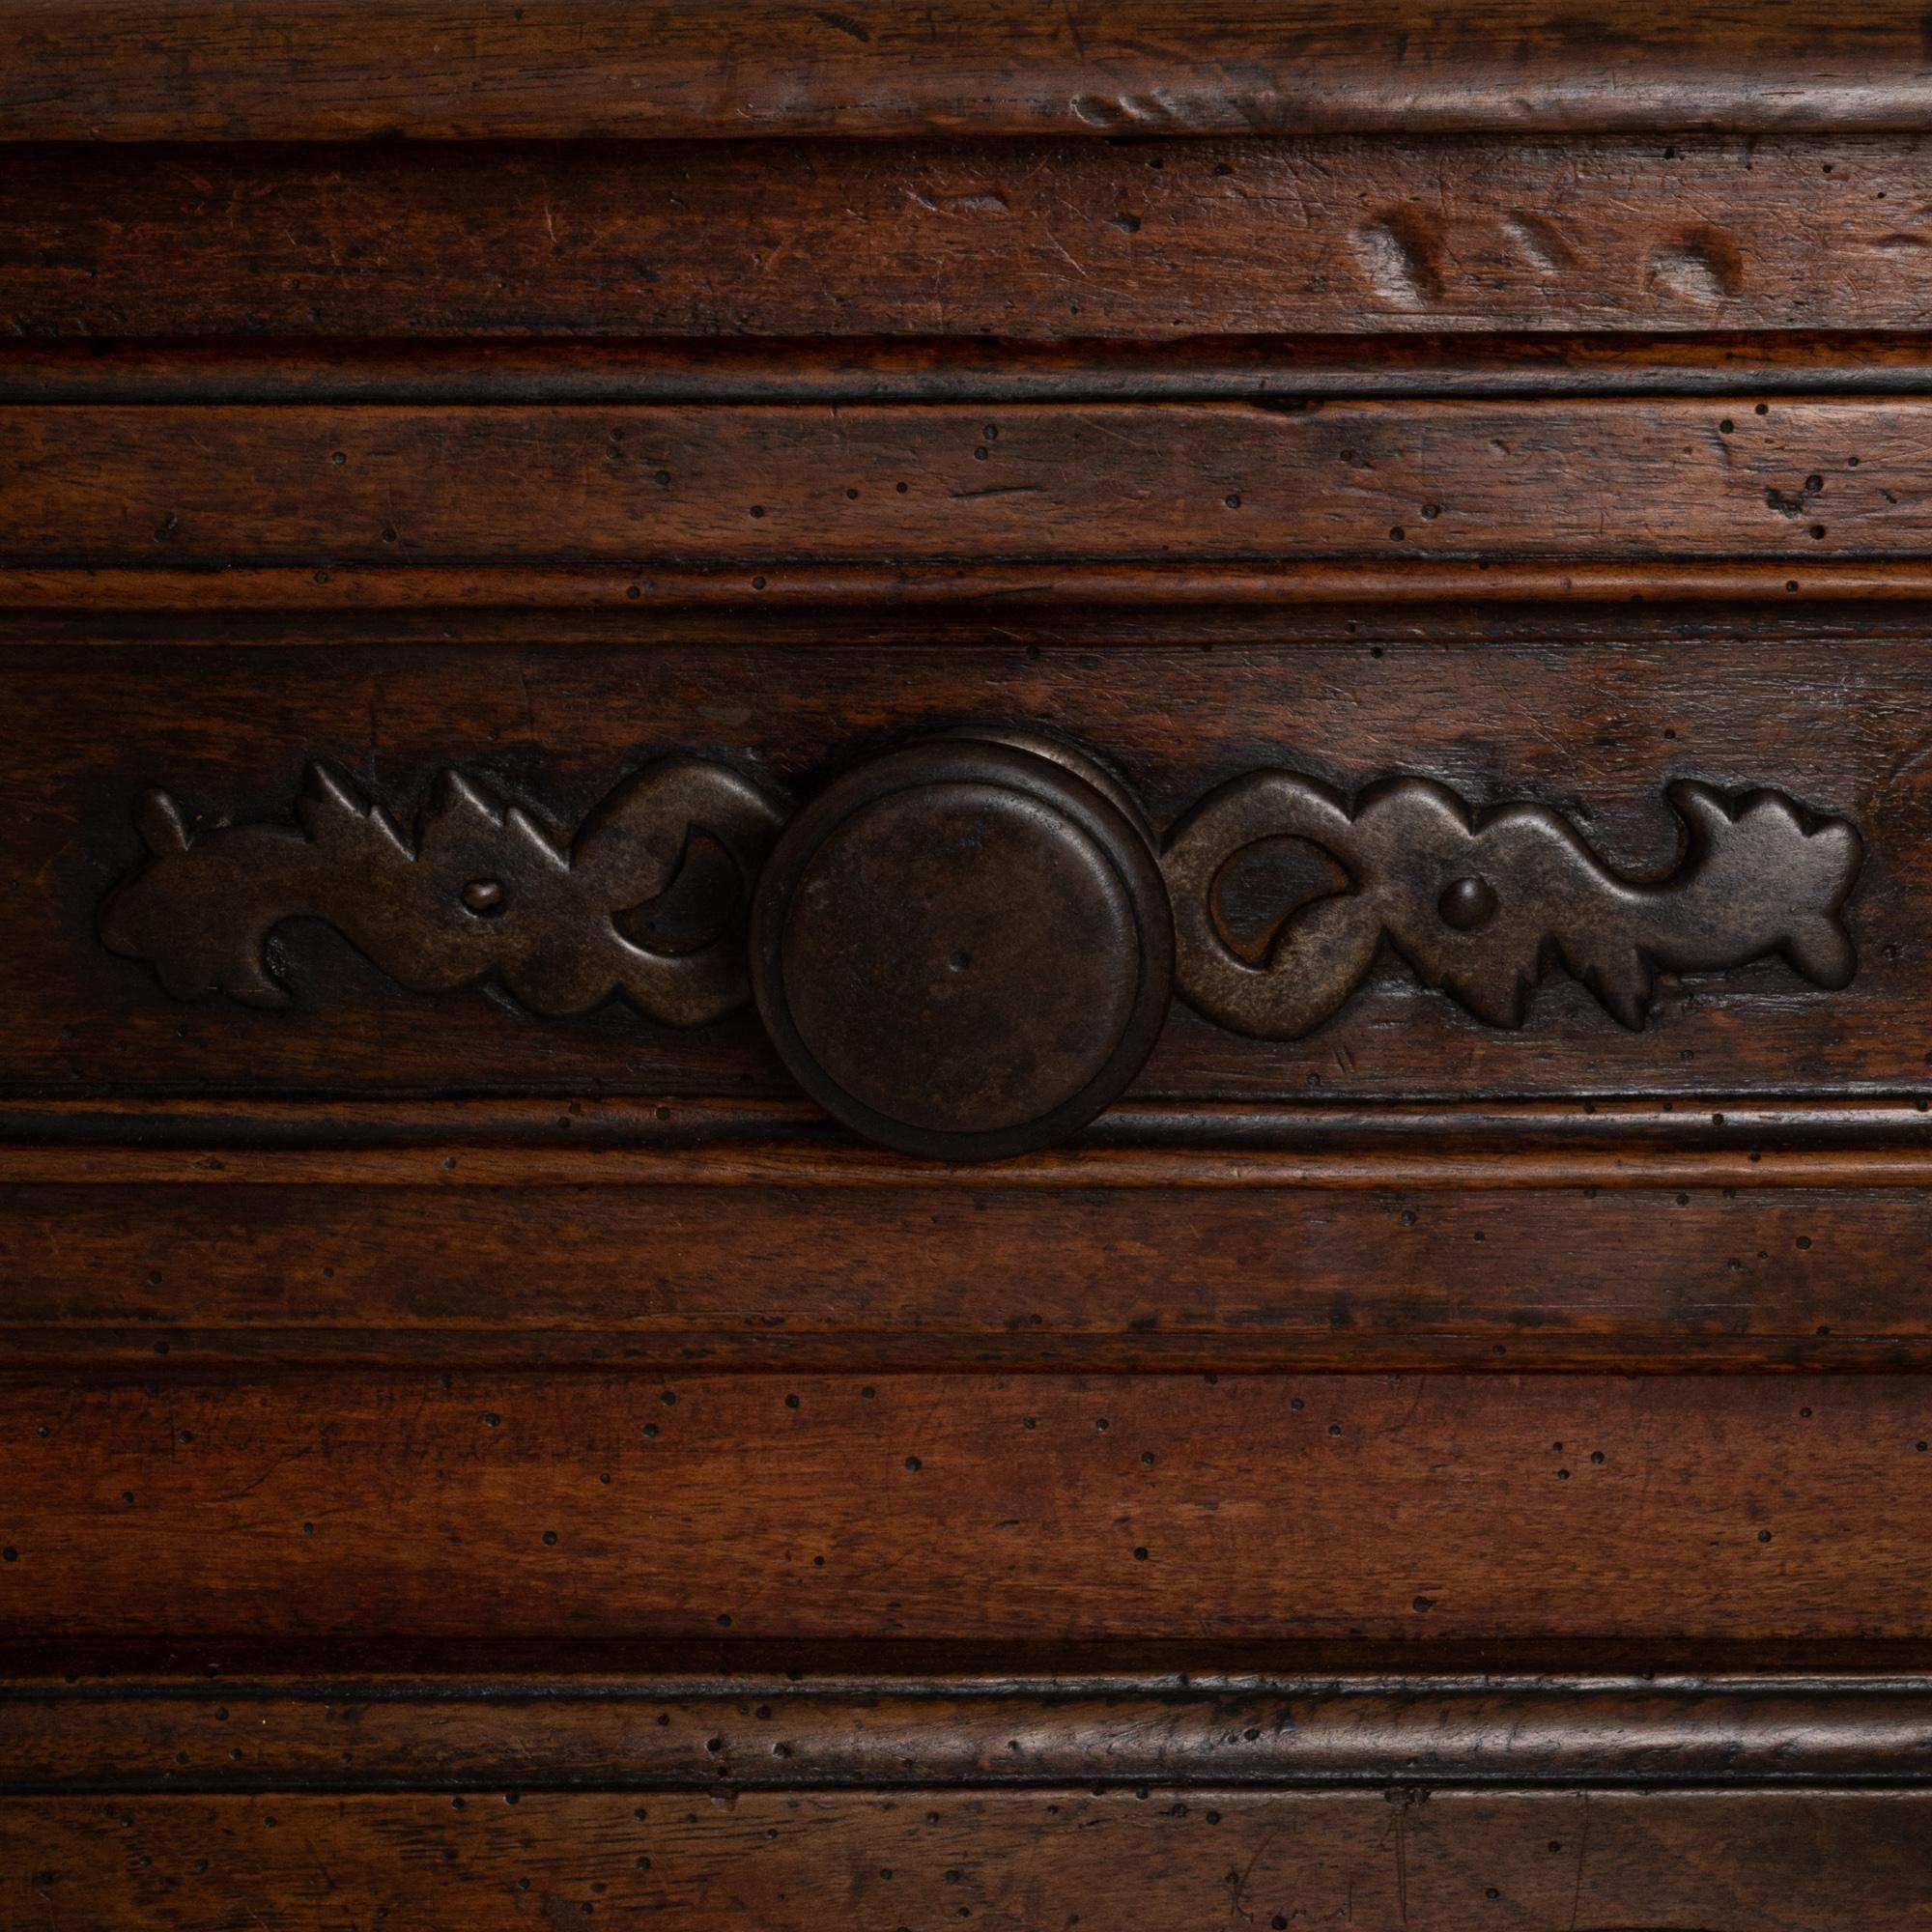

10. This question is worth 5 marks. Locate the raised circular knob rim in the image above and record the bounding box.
[750,737,1174,1163]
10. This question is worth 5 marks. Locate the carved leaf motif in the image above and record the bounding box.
[99,758,786,1028]
[100,747,1866,1058]
[1161,772,1862,1040]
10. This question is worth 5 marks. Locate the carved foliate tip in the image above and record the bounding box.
[296,761,366,831]
[103,753,792,1030]
[425,767,494,821]
[503,804,570,867]
[132,788,190,855]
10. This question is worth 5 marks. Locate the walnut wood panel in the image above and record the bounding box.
[11,399,1932,565]
[11,1671,1932,1790]
[2,637,1926,1101]
[3,1179,1931,1369]
[14,135,1932,340]
[5,1,1932,141]
[7,0,1930,1901]
[3,1372,1928,1641]
[5,1788,1930,1930]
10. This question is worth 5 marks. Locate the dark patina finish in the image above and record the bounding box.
[99,741,1864,1156]
[750,735,1174,1162]
[1164,771,1862,1039]
[99,758,785,1028]
[18,7,1932,1922]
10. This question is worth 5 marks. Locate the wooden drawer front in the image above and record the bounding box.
[0,635,1905,1103]
[8,13,1932,1925]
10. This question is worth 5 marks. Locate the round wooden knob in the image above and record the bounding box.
[751,733,1174,1161]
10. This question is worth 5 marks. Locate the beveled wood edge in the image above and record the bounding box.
[11,561,1932,615]
[4,1,1931,142]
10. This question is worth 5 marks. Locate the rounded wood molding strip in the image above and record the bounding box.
[4,1097,1931,1189]
[14,1634,1932,1691]
[10,1095,1929,1150]
[5,1678,1930,1791]
[16,336,1932,408]
[5,2,1932,142]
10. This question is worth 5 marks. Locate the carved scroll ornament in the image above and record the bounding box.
[100,746,1862,1079]
[1162,773,1862,1038]
[100,759,785,1028]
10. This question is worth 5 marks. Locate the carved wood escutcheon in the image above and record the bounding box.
[1163,771,1863,1038]
[100,744,1863,1156]
[99,759,787,1028]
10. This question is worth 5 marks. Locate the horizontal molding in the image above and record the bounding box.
[11,1102,1930,1370]
[15,334,1932,407]
[5,1675,1930,1791]
[16,594,1932,654]
[8,1095,1928,1151]
[2,3,1930,141]
[3,1096,1931,1187]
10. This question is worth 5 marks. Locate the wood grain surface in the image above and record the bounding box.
[0,636,1920,1102]
[1,1371,1927,1641]
[6,1173,1931,1369]
[5,1786,1931,1929]
[10,135,1932,339]
[7,398,1929,565]
[6,1,1932,141]
[10,1101,1931,1372]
